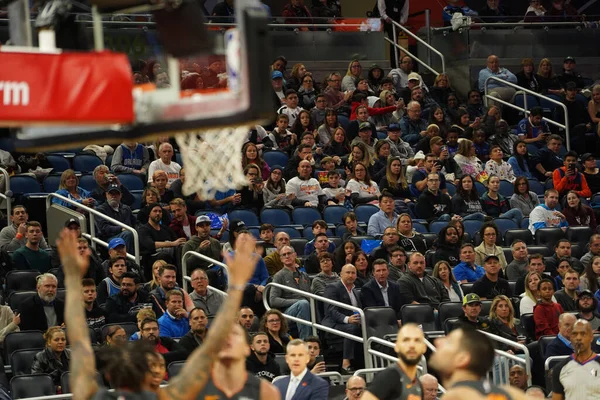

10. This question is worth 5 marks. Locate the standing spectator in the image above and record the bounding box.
[563,191,597,231]
[111,142,150,179]
[367,192,399,238]
[471,255,511,300]
[398,252,449,309]
[474,223,508,271]
[529,188,568,234]
[509,177,539,217]
[505,240,529,280]
[90,165,135,207]
[544,313,576,361]
[478,55,518,108]
[482,175,523,224]
[433,260,463,302]
[12,221,52,273]
[485,146,516,183]
[534,278,563,339]
[453,244,485,283]
[377,0,409,68]
[96,184,137,252]
[147,142,181,186]
[0,205,49,252]
[516,58,540,93]
[310,253,340,296]
[555,269,581,312]
[19,273,64,331]
[282,0,313,30]
[31,327,70,388]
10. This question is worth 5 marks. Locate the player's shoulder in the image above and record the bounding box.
[260,378,281,400]
[441,387,486,400]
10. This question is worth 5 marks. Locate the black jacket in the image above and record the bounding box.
[397,271,449,308]
[178,330,204,355]
[104,290,152,323]
[246,352,281,382]
[360,279,405,319]
[322,281,362,327]
[19,294,65,331]
[416,190,453,221]
[31,347,71,385]
[544,336,573,361]
[95,202,136,240]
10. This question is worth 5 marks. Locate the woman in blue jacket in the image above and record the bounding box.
[52,169,95,209]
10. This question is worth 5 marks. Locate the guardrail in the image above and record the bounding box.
[483,76,571,150]
[0,168,12,218]
[478,329,532,387]
[388,19,445,76]
[45,193,140,265]
[431,20,587,33]
[263,282,372,371]
[181,250,229,293]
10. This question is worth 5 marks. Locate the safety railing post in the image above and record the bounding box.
[0,168,12,219]
[181,250,229,293]
[478,329,532,387]
[392,22,399,70]
[425,9,431,66]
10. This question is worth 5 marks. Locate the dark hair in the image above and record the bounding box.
[189,307,207,319]
[343,211,357,224]
[334,240,360,270]
[297,143,313,154]
[158,264,177,276]
[457,175,479,202]
[11,205,26,215]
[554,238,570,248]
[318,253,334,262]
[379,190,394,202]
[372,258,389,268]
[260,223,274,233]
[488,145,501,155]
[109,256,126,268]
[513,176,530,196]
[314,232,329,241]
[564,151,578,161]
[140,318,158,330]
[530,107,544,117]
[456,327,496,377]
[82,278,96,287]
[529,253,544,262]
[121,271,138,283]
[388,245,405,255]
[512,140,529,172]
[548,134,562,143]
[285,89,297,98]
[353,162,373,185]
[480,222,499,244]
[538,278,555,291]
[351,251,372,276]
[312,220,327,229]
[96,340,159,391]
[583,255,600,293]
[305,335,321,346]
[352,93,367,104]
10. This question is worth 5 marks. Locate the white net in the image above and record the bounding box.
[175,125,250,199]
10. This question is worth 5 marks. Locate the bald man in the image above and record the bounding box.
[420,374,439,400]
[263,232,300,276]
[285,160,326,209]
[345,376,366,400]
[478,55,517,110]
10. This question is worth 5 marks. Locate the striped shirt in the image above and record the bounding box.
[552,354,600,399]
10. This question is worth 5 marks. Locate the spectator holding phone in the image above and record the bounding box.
[236,165,265,213]
[516,107,551,151]
[552,151,592,200]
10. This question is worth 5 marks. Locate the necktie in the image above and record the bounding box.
[286,377,299,400]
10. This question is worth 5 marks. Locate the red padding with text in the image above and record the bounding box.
[0,51,134,124]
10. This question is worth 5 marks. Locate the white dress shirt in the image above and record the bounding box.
[286,368,308,400]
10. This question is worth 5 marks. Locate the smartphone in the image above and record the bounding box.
[315,355,324,364]
[252,177,263,184]
[441,145,448,152]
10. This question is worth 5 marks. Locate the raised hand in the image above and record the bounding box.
[56,228,89,278]
[223,234,259,286]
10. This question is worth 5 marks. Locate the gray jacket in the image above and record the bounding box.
[310,272,340,296]
[505,259,528,281]
[0,224,49,252]
[269,267,311,310]
[181,236,223,270]
[189,288,226,317]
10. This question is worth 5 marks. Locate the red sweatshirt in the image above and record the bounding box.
[350,101,397,120]
[533,301,563,339]
[552,167,592,198]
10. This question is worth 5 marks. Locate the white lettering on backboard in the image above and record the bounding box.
[0,81,30,106]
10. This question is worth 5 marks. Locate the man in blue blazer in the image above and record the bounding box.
[360,259,405,323]
[322,264,363,373]
[274,339,329,400]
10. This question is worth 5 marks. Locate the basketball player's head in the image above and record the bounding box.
[218,323,250,361]
[430,327,495,381]
[394,323,427,366]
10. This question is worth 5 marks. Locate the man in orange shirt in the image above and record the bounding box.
[552,151,591,200]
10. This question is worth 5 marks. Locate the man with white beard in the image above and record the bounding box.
[96,183,137,253]
[19,273,65,331]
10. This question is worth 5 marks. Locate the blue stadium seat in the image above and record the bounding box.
[336,225,348,237]
[446,182,456,197]
[493,218,519,237]
[498,180,514,198]
[323,205,348,225]
[521,217,530,229]
[45,154,71,172]
[413,222,427,233]
[474,181,487,196]
[513,94,539,111]
[79,174,97,192]
[354,204,380,224]
[73,154,103,173]
[42,175,61,193]
[263,151,289,168]
[105,154,113,167]
[229,209,260,227]
[274,226,301,239]
[130,190,143,210]
[429,220,448,234]
[116,173,145,191]
[10,175,43,196]
[175,152,183,166]
[292,207,322,226]
[527,179,544,196]
[338,115,350,132]
[260,208,291,226]
[463,220,483,238]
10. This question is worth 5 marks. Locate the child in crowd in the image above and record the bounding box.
[268,114,297,155]
[446,130,460,157]
[533,279,564,339]
[322,170,348,205]
[472,129,490,162]
[277,89,304,126]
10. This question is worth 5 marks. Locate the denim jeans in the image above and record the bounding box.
[284,299,312,339]
[499,208,523,226]
[463,212,486,221]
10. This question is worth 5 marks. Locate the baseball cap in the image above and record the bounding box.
[463,293,481,306]
[484,254,500,263]
[229,219,246,232]
[271,70,283,80]
[195,215,211,225]
[388,123,401,131]
[359,122,371,131]
[581,153,594,162]
[407,72,421,82]
[108,238,126,249]
[579,289,594,299]
[107,183,121,193]
[65,218,80,228]
[565,82,577,91]
[564,56,576,63]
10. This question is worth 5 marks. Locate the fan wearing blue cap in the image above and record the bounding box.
[100,237,145,282]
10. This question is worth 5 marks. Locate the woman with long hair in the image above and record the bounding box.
[341,212,365,242]
[150,170,175,205]
[430,73,454,106]
[489,295,525,345]
[445,92,461,124]
[347,162,380,207]
[433,260,463,302]
[241,142,270,181]
[509,176,539,217]
[448,219,466,244]
[342,59,362,92]
[352,251,371,288]
[451,175,486,221]
[298,72,317,109]
[291,110,317,137]
[519,271,557,315]
[52,169,95,209]
[379,157,411,200]
[428,106,449,139]
[474,223,508,271]
[371,90,402,128]
[516,58,540,93]
[143,259,168,292]
[260,309,291,354]
[580,255,600,293]
[343,142,375,178]
[324,127,351,157]
[236,164,265,213]
[507,140,534,179]
[334,240,360,271]
[372,140,391,181]
[482,175,523,225]
[563,190,597,231]
[32,326,71,388]
[288,63,307,90]
[454,139,485,182]
[396,213,428,254]
[263,165,292,208]
[536,58,563,96]
[137,186,171,226]
[452,107,477,138]
[317,109,339,146]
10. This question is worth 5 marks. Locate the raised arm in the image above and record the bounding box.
[57,229,99,400]
[163,235,259,400]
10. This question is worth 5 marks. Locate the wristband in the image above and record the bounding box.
[229,284,246,291]
[15,233,23,240]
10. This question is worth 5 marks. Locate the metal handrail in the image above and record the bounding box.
[181,250,229,293]
[483,76,571,150]
[431,21,587,32]
[477,329,532,387]
[0,167,12,218]
[45,193,140,265]
[545,355,569,371]
[262,282,372,370]
[388,19,445,76]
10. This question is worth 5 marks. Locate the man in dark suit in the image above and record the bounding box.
[274,339,328,400]
[322,264,362,374]
[360,259,405,324]
[19,273,65,331]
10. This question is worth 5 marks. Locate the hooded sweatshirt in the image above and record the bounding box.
[246,352,281,382]
[533,301,563,340]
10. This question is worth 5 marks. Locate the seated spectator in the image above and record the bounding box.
[178,308,208,354]
[188,269,225,317]
[246,332,281,382]
[157,289,190,338]
[397,252,449,309]
[367,192,399,238]
[269,246,311,338]
[137,187,171,226]
[531,135,564,182]
[304,234,332,275]
[399,101,428,147]
[536,58,563,96]
[534,278,564,339]
[138,318,185,361]
[429,73,454,109]
[581,153,600,195]
[151,170,175,205]
[544,313,576,361]
[97,256,127,305]
[343,142,376,178]
[258,224,276,256]
[269,115,297,156]
[333,241,359,272]
[516,58,540,93]
[323,72,353,113]
[90,165,135,207]
[525,0,547,22]
[456,293,491,332]
[452,175,486,221]
[485,146,516,183]
[237,306,255,331]
[278,90,304,127]
[478,55,518,108]
[516,107,551,153]
[370,226,399,262]
[554,269,580,312]
[556,56,586,90]
[31,326,70,388]
[316,108,337,146]
[242,142,271,182]
[514,253,548,296]
[168,198,196,241]
[429,108,450,140]
[465,90,487,122]
[471,255,511,300]
[291,113,317,140]
[104,325,127,347]
[553,151,592,200]
[51,169,95,210]
[452,108,476,140]
[582,234,600,270]
[19,273,64,331]
[529,188,568,234]
[347,162,380,207]
[580,255,600,293]
[453,243,485,283]
[0,206,49,252]
[556,82,594,155]
[235,165,265,213]
[474,223,508,271]
[432,137,463,182]
[149,264,193,318]
[388,55,414,92]
[589,86,600,139]
[264,232,294,276]
[410,153,448,197]
[304,220,336,255]
[147,142,181,187]
[263,166,293,209]
[433,260,463,302]
[138,203,184,261]
[306,336,327,374]
[575,290,600,331]
[544,239,584,276]
[324,127,351,158]
[520,271,545,315]
[310,253,340,296]
[129,308,156,341]
[509,176,539,217]
[299,74,317,111]
[352,251,372,288]
[414,124,440,155]
[563,190,597,231]
[12,221,52,273]
[0,304,20,347]
[341,212,365,242]
[111,141,150,179]
[488,295,526,345]
[388,246,408,281]
[396,213,428,254]
[506,240,530,280]
[372,92,403,130]
[415,173,453,221]
[342,60,362,92]
[96,184,137,252]
[482,175,523,225]
[101,237,143,281]
[454,140,485,183]
[508,141,535,181]
[360,260,404,322]
[372,141,391,180]
[285,160,326,209]
[104,272,151,323]
[349,121,376,158]
[434,225,461,267]
[489,119,518,157]
[472,130,490,162]
[322,170,347,206]
[260,309,291,354]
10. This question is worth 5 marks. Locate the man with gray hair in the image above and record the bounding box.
[188,268,225,317]
[90,164,135,206]
[19,273,65,331]
[147,142,182,186]
[399,101,427,147]
[345,376,366,400]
